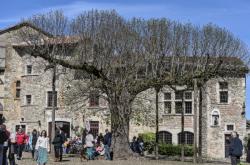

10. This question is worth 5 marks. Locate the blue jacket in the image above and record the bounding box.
[229,137,243,157]
[104,132,112,147]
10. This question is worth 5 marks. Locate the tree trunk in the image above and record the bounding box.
[51,65,56,154]
[109,91,134,160]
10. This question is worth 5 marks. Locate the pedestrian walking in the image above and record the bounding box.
[85,130,94,160]
[0,124,9,165]
[103,129,112,160]
[35,130,50,165]
[2,124,10,165]
[29,129,38,160]
[8,132,16,165]
[52,130,64,162]
[229,131,243,165]
[59,128,66,161]
[16,127,27,160]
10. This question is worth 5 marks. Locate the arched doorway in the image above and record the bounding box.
[48,121,70,139]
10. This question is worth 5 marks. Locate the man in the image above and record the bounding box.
[103,129,112,160]
[59,128,66,161]
[0,124,9,165]
[16,128,27,160]
[29,129,38,160]
[2,124,10,165]
[229,131,243,165]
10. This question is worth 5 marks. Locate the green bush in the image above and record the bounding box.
[158,143,194,156]
[139,132,156,154]
[139,132,155,142]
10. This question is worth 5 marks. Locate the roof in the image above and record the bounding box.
[0,22,53,37]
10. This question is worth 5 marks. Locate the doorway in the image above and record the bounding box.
[225,134,231,158]
[48,121,70,139]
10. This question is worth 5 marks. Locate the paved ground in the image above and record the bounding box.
[15,152,240,165]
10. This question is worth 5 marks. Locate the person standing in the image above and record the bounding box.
[52,130,64,162]
[59,128,66,161]
[0,125,9,165]
[16,128,27,160]
[35,130,50,165]
[8,132,16,165]
[229,131,243,165]
[85,130,94,160]
[2,124,10,165]
[29,129,38,160]
[103,129,112,160]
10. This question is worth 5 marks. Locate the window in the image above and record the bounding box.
[175,91,183,100]
[26,65,32,74]
[212,110,220,126]
[164,102,171,114]
[178,131,194,145]
[175,102,182,114]
[89,92,99,107]
[185,92,192,100]
[226,125,234,131]
[90,121,99,138]
[185,102,192,114]
[16,80,21,98]
[164,93,171,100]
[158,131,172,144]
[220,91,228,103]
[164,92,171,114]
[47,91,57,107]
[26,95,32,105]
[219,82,228,103]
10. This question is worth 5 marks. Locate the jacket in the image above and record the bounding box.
[0,129,8,144]
[16,132,27,145]
[229,137,243,157]
[104,132,112,147]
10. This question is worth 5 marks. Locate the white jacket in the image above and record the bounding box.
[35,136,50,152]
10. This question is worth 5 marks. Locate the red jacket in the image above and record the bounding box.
[16,132,27,145]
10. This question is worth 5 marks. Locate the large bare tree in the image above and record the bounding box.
[14,10,249,159]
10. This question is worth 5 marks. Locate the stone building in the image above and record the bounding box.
[0,23,247,159]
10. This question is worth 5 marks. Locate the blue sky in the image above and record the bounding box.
[0,0,250,118]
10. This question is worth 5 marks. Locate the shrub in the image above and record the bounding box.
[139,132,156,154]
[158,143,194,156]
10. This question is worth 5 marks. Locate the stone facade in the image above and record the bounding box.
[0,24,247,160]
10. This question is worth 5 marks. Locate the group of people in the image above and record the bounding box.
[0,125,51,165]
[131,136,144,155]
[81,128,112,160]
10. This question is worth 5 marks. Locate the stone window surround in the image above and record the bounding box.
[217,81,230,104]
[46,90,58,109]
[224,123,236,132]
[163,90,193,115]
[211,108,221,127]
[25,94,33,105]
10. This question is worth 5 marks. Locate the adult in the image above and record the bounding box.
[29,129,38,160]
[35,130,50,165]
[85,130,94,160]
[229,131,243,165]
[52,130,64,162]
[2,124,10,165]
[59,128,66,161]
[0,124,9,165]
[247,138,250,163]
[8,132,16,165]
[97,133,104,144]
[103,129,112,160]
[16,127,27,160]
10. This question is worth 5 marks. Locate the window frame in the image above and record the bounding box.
[25,95,32,105]
[178,131,194,145]
[219,82,229,104]
[16,80,21,99]
[47,91,58,108]
[158,131,172,144]
[26,65,33,75]
[89,92,100,107]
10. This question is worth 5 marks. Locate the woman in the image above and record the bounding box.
[35,130,50,165]
[29,129,38,160]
